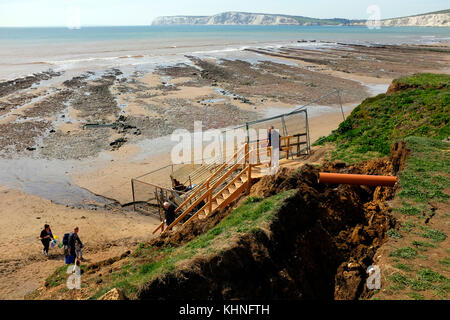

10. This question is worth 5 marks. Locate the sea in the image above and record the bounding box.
[0,25,449,80]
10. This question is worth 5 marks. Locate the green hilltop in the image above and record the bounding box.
[317,73,450,163]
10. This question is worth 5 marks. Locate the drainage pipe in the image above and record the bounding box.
[319,173,398,187]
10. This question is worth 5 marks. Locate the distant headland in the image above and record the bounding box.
[152,9,450,27]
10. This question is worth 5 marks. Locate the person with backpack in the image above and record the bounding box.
[39,224,54,256]
[63,232,73,264]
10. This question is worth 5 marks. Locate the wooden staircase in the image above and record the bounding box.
[152,134,307,234]
[153,143,269,234]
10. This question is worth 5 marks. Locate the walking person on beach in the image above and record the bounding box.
[68,227,84,262]
[40,224,54,256]
[163,202,176,227]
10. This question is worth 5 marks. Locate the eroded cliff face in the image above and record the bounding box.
[152,12,300,25]
[351,10,450,27]
[153,10,450,27]
[380,13,450,27]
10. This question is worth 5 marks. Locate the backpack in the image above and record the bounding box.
[62,233,70,246]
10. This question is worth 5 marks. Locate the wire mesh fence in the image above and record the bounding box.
[131,109,310,215]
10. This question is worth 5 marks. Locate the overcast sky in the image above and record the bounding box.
[0,0,448,27]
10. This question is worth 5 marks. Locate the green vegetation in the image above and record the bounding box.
[387,229,403,239]
[394,202,426,216]
[412,240,437,251]
[395,263,413,272]
[408,292,425,300]
[397,138,450,203]
[315,73,449,164]
[418,226,447,243]
[291,16,351,25]
[388,268,449,299]
[438,258,450,267]
[90,190,296,299]
[390,247,418,259]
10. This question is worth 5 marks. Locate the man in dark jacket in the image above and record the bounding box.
[40,224,54,256]
[68,227,83,261]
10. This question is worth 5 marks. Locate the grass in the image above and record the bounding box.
[390,247,418,260]
[418,226,447,243]
[438,258,450,267]
[387,229,403,239]
[397,138,450,204]
[89,190,296,299]
[412,240,437,251]
[388,267,449,299]
[394,202,426,217]
[315,73,450,164]
[408,292,425,300]
[395,263,413,272]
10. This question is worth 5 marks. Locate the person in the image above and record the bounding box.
[68,227,83,263]
[163,202,176,227]
[40,224,54,256]
[267,126,273,147]
[267,126,281,149]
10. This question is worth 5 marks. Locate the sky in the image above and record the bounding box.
[0,0,448,27]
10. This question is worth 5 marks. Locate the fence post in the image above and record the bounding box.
[245,143,249,166]
[247,164,252,192]
[338,90,345,121]
[286,137,290,160]
[305,110,311,155]
[131,179,136,211]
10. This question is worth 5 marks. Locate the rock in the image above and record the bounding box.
[347,262,360,270]
[98,288,126,300]
[110,137,127,150]
[333,160,346,169]
[26,147,36,151]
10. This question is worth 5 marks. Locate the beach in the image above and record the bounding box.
[0,26,449,299]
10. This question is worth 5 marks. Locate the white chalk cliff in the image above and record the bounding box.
[152,10,450,27]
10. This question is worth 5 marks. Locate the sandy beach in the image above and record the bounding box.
[1,39,449,299]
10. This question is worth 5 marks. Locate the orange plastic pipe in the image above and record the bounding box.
[319,173,398,187]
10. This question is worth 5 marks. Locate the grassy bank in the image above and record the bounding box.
[316,73,449,164]
[382,136,449,300]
